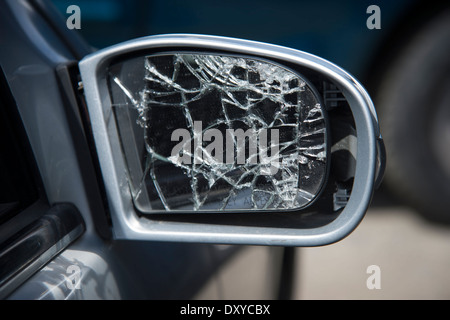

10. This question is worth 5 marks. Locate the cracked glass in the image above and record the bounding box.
[107,53,328,212]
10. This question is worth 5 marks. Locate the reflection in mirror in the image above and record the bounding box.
[107,53,328,212]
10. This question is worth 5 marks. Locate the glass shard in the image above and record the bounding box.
[108,53,328,212]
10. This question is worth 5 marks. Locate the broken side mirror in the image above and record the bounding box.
[79,34,385,246]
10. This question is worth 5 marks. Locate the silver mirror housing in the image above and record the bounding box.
[79,34,384,246]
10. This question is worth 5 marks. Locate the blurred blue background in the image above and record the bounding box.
[51,0,419,86]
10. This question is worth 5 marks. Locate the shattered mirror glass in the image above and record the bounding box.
[107,53,328,212]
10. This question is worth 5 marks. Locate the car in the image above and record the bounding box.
[0,0,387,301]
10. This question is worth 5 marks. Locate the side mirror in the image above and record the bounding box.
[79,34,385,246]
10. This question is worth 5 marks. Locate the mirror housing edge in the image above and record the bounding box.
[79,34,383,246]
